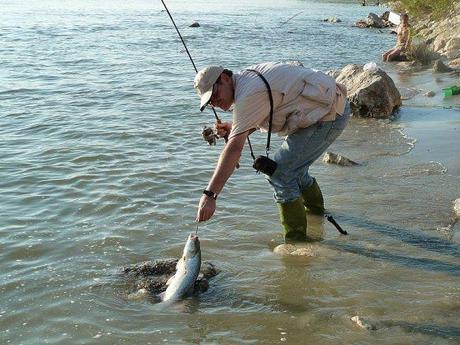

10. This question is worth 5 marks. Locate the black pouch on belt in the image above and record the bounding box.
[253,155,277,176]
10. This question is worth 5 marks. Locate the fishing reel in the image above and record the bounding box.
[201,125,219,146]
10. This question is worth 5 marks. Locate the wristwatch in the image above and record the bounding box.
[203,189,218,200]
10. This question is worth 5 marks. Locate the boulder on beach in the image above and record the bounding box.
[329,64,401,118]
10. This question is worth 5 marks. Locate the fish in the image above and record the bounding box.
[160,233,201,302]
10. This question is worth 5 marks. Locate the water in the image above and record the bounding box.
[1,0,459,344]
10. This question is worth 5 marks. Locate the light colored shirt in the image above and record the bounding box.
[229,62,347,138]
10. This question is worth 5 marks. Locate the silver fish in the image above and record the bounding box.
[161,233,201,302]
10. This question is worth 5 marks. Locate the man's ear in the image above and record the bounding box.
[220,73,231,84]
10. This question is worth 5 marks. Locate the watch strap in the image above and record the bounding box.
[203,189,218,200]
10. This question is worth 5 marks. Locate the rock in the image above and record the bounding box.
[445,37,460,59]
[331,64,401,118]
[285,60,304,67]
[454,199,460,219]
[354,13,385,28]
[323,152,359,166]
[127,288,148,300]
[449,58,460,67]
[273,244,297,255]
[122,259,219,297]
[396,61,419,71]
[365,13,385,28]
[433,59,454,73]
[399,87,422,100]
[189,21,200,28]
[273,243,320,256]
[425,91,435,97]
[323,16,342,23]
[354,20,369,28]
[351,316,377,330]
[380,11,389,22]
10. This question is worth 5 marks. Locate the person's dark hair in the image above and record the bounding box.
[222,69,233,77]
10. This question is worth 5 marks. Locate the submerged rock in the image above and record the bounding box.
[273,243,320,256]
[189,21,200,28]
[122,259,218,298]
[351,316,377,330]
[323,16,342,23]
[330,64,401,118]
[323,152,359,166]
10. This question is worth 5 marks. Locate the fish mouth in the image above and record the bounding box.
[189,233,198,241]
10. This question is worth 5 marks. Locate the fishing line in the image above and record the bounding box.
[160,0,222,124]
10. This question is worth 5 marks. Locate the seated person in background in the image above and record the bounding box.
[382,13,410,62]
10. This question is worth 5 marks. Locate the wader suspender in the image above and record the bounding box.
[244,69,273,160]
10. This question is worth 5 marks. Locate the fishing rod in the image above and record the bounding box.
[160,0,228,142]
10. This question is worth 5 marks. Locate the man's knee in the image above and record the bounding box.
[267,176,301,204]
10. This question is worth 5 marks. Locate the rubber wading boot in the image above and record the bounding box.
[301,178,325,215]
[277,197,307,242]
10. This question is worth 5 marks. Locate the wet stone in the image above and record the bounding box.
[122,259,219,296]
[323,152,359,166]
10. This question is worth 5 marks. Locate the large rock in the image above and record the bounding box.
[354,12,386,28]
[433,59,453,73]
[365,13,385,28]
[330,64,401,118]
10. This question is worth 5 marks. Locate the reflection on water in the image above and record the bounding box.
[1,0,459,344]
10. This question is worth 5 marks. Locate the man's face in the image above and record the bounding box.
[209,73,234,111]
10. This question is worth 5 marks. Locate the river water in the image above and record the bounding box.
[1,0,459,344]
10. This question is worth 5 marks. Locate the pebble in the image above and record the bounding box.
[351,316,376,330]
[454,199,460,218]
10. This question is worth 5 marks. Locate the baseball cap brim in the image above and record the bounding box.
[199,86,213,112]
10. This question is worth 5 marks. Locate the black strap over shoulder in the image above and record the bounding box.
[245,69,274,158]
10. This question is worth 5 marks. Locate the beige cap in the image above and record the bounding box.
[194,65,224,111]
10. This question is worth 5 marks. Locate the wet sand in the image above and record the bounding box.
[385,63,460,238]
